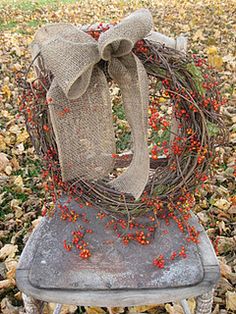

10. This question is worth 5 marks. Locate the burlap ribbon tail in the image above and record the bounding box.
[31,9,153,199]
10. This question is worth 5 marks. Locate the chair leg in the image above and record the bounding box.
[195,290,214,314]
[180,299,191,314]
[53,304,63,314]
[22,293,45,314]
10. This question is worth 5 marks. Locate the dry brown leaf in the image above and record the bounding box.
[192,29,205,41]
[0,135,7,150]
[4,165,12,175]
[10,157,20,170]
[8,125,20,135]
[85,307,106,314]
[0,153,9,172]
[108,307,125,314]
[165,299,195,314]
[0,278,15,289]
[1,296,23,314]
[226,291,236,311]
[16,130,29,144]
[45,303,77,314]
[214,198,231,211]
[212,304,219,314]
[129,305,158,313]
[219,258,232,279]
[1,85,11,100]
[165,303,183,314]
[0,244,18,260]
[13,176,23,189]
[5,258,18,280]
[187,298,196,313]
[14,291,22,302]
[217,236,236,254]
[32,216,42,229]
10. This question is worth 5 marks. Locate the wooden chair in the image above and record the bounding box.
[16,195,219,314]
[16,32,220,314]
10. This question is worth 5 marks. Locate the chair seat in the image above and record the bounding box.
[16,196,220,306]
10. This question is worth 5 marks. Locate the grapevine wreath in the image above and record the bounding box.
[19,9,226,261]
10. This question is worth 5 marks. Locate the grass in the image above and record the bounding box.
[0,0,80,30]
[0,0,79,10]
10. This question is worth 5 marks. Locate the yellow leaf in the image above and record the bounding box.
[13,176,24,188]
[1,85,11,100]
[1,110,14,120]
[159,97,166,103]
[0,135,7,150]
[4,134,15,146]
[129,305,158,313]
[208,55,223,69]
[226,291,236,311]
[12,63,22,72]
[207,46,218,55]
[85,307,106,314]
[165,303,183,314]
[16,130,29,144]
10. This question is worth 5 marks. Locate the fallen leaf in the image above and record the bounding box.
[108,307,125,314]
[1,296,23,314]
[219,258,232,279]
[1,85,11,100]
[8,125,20,135]
[207,46,218,55]
[214,198,231,211]
[10,157,20,170]
[193,29,205,41]
[4,165,12,175]
[226,291,236,311]
[165,299,195,314]
[208,54,223,69]
[129,305,157,313]
[45,303,77,314]
[14,291,22,302]
[0,135,7,150]
[228,206,236,215]
[217,236,236,254]
[0,278,15,289]
[16,130,29,144]
[0,244,18,261]
[5,258,17,279]
[85,307,106,314]
[0,153,9,172]
[13,176,24,188]
[32,216,42,229]
[165,303,183,314]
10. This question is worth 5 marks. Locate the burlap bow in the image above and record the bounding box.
[31,9,153,199]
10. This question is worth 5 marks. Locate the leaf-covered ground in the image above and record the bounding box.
[0,0,235,313]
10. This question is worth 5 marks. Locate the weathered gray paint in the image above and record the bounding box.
[16,196,220,306]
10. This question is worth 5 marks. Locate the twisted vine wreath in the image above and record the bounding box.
[19,10,226,222]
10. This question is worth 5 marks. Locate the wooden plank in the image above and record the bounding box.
[16,268,219,307]
[17,198,204,291]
